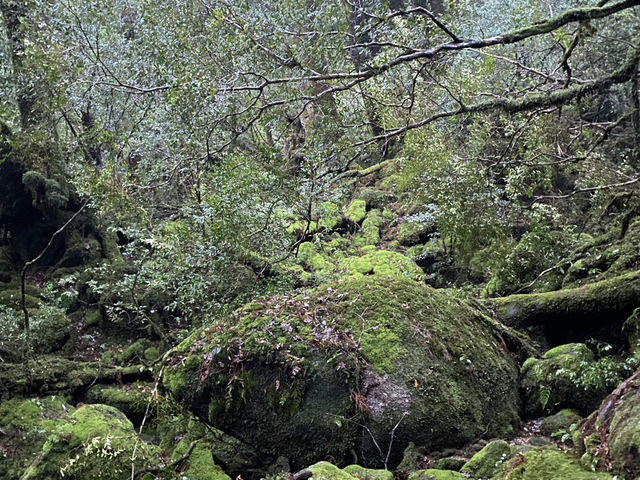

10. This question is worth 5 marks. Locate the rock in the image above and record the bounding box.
[164,276,521,469]
[539,409,582,436]
[343,464,393,480]
[460,439,511,479]
[520,343,627,416]
[577,371,640,479]
[345,200,367,223]
[308,462,355,480]
[171,439,232,480]
[407,469,466,480]
[0,400,160,480]
[493,447,613,480]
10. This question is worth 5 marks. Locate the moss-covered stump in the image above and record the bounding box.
[164,276,521,469]
[460,439,511,479]
[519,344,627,417]
[492,270,640,346]
[577,371,640,479]
[494,447,613,480]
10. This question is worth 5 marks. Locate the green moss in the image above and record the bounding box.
[118,338,150,365]
[309,462,355,480]
[492,270,640,329]
[408,469,466,480]
[0,396,73,479]
[84,309,102,326]
[319,202,343,231]
[622,308,640,355]
[298,242,329,272]
[288,220,320,235]
[497,448,613,480]
[164,276,521,468]
[86,383,151,418]
[460,439,511,479]
[144,346,160,362]
[539,409,582,437]
[345,200,367,223]
[343,464,393,480]
[520,343,609,416]
[398,221,433,247]
[341,250,423,280]
[171,440,232,480]
[354,209,384,247]
[606,381,640,478]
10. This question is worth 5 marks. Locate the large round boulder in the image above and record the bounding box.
[163,276,522,469]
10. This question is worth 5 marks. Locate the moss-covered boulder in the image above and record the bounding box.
[345,200,367,223]
[24,403,159,479]
[520,343,628,416]
[460,439,511,479]
[0,399,160,480]
[354,209,384,247]
[577,371,640,479]
[343,464,393,480]
[0,396,71,479]
[164,276,521,469]
[407,469,466,480]
[340,250,423,279]
[308,461,356,480]
[493,447,613,479]
[171,439,232,480]
[539,409,582,437]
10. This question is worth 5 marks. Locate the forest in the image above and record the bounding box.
[0,0,639,478]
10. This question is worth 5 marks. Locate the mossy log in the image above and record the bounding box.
[0,356,153,399]
[491,270,640,346]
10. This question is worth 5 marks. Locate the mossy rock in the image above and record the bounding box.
[86,383,152,422]
[298,242,330,272]
[164,276,521,469]
[520,343,624,416]
[343,464,393,480]
[22,404,159,479]
[622,307,640,356]
[398,221,434,247]
[308,461,355,480]
[431,457,467,471]
[318,201,344,231]
[494,447,613,480]
[539,409,582,437]
[577,371,640,479]
[0,303,70,360]
[55,233,103,268]
[0,396,72,479]
[460,439,511,479]
[171,439,232,480]
[340,250,423,280]
[354,209,384,247]
[345,200,367,223]
[1,400,159,480]
[407,469,466,480]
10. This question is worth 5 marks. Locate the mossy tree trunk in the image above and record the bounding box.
[491,270,640,346]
